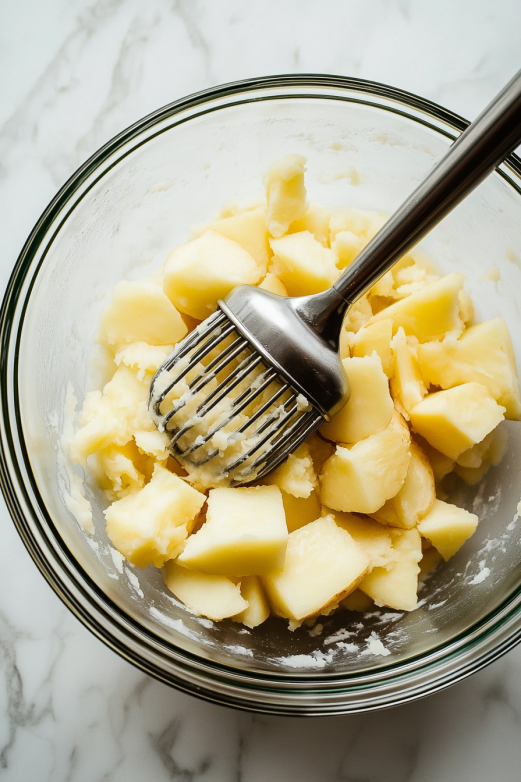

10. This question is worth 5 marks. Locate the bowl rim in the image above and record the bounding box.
[1,73,521,716]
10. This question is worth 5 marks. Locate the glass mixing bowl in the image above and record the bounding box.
[1,75,521,716]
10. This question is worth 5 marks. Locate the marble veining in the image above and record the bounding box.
[1,0,521,779]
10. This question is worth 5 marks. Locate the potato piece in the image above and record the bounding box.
[105,464,205,568]
[306,432,336,473]
[369,273,466,342]
[288,202,330,246]
[98,280,187,349]
[233,576,270,628]
[417,499,478,560]
[331,230,365,268]
[359,529,422,611]
[94,442,145,501]
[206,205,271,274]
[269,231,338,296]
[69,365,151,464]
[341,589,374,612]
[262,444,316,498]
[320,355,394,443]
[413,435,455,483]
[264,154,308,237]
[350,319,393,377]
[329,207,388,244]
[164,230,261,320]
[416,319,521,420]
[177,485,287,576]
[343,295,373,333]
[319,411,411,514]
[370,441,435,529]
[164,563,247,621]
[281,490,321,532]
[332,511,395,569]
[454,425,508,485]
[259,273,288,296]
[262,515,370,622]
[409,382,506,460]
[390,328,427,417]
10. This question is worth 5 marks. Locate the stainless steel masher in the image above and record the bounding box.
[150,70,521,485]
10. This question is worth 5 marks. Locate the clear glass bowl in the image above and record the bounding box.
[1,75,521,716]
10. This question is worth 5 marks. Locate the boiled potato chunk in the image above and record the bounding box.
[262,515,370,622]
[177,485,287,576]
[288,202,330,246]
[115,342,172,380]
[454,426,508,485]
[69,365,152,464]
[409,382,506,460]
[269,231,338,296]
[262,443,316,498]
[414,435,455,483]
[416,318,521,420]
[370,441,435,529]
[331,230,365,269]
[359,529,422,611]
[280,490,321,532]
[341,589,374,612]
[98,280,187,349]
[264,154,308,237]
[206,205,271,274]
[369,273,466,342]
[332,511,395,569]
[390,327,427,417]
[320,355,394,443]
[233,576,270,628]
[319,411,411,514]
[417,499,478,560]
[259,273,288,296]
[164,563,247,621]
[163,230,261,320]
[350,319,393,376]
[105,464,206,568]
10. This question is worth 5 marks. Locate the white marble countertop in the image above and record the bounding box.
[1,1,521,779]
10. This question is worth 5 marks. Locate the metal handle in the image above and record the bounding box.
[333,68,521,305]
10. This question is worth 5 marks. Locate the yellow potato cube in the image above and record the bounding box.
[306,432,336,473]
[414,434,455,482]
[416,318,521,420]
[205,205,271,274]
[262,443,316,498]
[320,355,394,443]
[233,576,270,628]
[332,511,395,569]
[319,411,411,514]
[331,230,365,268]
[369,273,466,342]
[390,327,427,417]
[94,442,145,501]
[341,589,374,612]
[164,563,247,621]
[454,426,508,485]
[105,464,206,568]
[98,280,187,349]
[269,231,338,296]
[409,382,506,460]
[359,529,422,611]
[370,441,435,529]
[259,273,288,296]
[177,485,287,576]
[262,515,370,622]
[264,154,308,237]
[417,499,478,560]
[288,202,330,246]
[280,490,321,532]
[350,319,393,376]
[114,342,173,380]
[164,230,261,320]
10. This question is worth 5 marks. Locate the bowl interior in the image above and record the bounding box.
[16,88,521,675]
